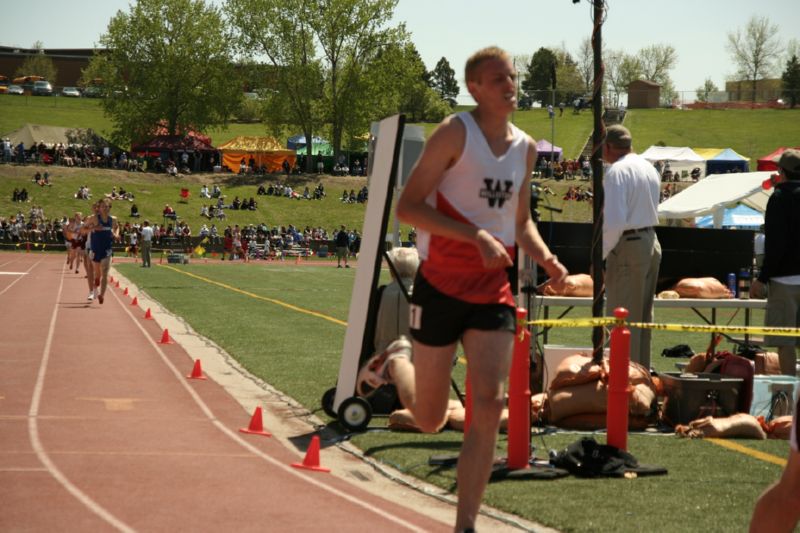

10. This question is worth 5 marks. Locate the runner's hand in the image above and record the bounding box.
[542,256,569,292]
[475,229,512,269]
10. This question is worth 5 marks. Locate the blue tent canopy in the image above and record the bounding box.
[695,204,763,229]
[706,148,750,175]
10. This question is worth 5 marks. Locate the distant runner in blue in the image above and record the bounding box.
[82,198,120,304]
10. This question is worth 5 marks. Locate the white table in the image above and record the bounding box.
[533,295,767,348]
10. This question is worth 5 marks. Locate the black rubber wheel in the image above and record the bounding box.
[321,387,338,419]
[337,396,372,432]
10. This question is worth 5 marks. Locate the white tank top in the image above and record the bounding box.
[416,111,529,304]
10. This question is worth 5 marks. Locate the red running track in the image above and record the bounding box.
[0,252,450,532]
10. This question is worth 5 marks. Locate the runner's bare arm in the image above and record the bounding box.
[516,139,568,287]
[112,216,120,240]
[396,116,512,269]
[80,215,97,235]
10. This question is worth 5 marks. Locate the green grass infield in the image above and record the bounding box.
[114,260,791,533]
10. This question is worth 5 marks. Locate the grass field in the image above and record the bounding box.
[113,261,791,533]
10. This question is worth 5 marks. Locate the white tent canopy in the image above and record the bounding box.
[658,171,773,228]
[640,145,706,180]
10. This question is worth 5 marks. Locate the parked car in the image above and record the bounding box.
[83,85,104,98]
[7,85,24,95]
[32,80,53,96]
[61,86,81,97]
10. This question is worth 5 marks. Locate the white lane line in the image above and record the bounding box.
[28,267,135,533]
[0,271,27,275]
[111,288,428,532]
[0,259,43,298]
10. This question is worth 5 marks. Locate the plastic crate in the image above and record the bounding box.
[660,372,744,426]
[750,376,799,420]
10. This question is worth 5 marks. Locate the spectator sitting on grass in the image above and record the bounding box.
[341,189,349,203]
[232,196,241,210]
[130,203,140,218]
[163,204,177,220]
[303,186,310,200]
[247,197,256,210]
[166,160,178,176]
[200,205,210,218]
[257,184,267,195]
[200,184,211,198]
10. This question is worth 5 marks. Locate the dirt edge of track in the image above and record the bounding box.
[111,266,554,533]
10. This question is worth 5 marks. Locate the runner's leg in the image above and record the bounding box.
[389,342,456,433]
[455,328,514,532]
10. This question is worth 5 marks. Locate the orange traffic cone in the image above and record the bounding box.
[186,359,207,380]
[115,280,120,288]
[123,287,129,296]
[131,296,139,306]
[159,328,174,344]
[239,406,272,437]
[291,435,330,472]
[144,308,153,319]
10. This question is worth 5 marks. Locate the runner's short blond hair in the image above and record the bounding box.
[465,46,511,84]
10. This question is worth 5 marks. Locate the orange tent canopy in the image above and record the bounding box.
[218,136,296,173]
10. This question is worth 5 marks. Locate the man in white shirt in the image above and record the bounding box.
[140,220,154,268]
[602,125,661,370]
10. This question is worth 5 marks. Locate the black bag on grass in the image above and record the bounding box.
[552,437,668,478]
[661,344,694,358]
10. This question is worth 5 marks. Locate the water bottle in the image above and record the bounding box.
[738,268,750,300]
[727,272,737,298]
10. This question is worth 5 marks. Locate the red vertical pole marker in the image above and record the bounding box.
[606,307,631,451]
[507,307,532,470]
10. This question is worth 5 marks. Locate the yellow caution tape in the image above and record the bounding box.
[524,317,618,328]
[629,322,800,337]
[520,316,800,338]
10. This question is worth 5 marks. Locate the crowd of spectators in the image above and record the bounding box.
[0,205,62,243]
[256,182,326,200]
[535,156,593,180]
[562,185,593,202]
[340,186,368,204]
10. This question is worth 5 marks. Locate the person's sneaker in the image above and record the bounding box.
[87,291,94,301]
[356,336,412,397]
[98,293,104,304]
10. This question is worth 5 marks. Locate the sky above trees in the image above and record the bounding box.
[4,0,800,104]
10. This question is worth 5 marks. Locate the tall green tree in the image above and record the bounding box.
[553,47,584,104]
[429,57,459,107]
[14,41,58,84]
[308,0,405,156]
[229,0,406,157]
[782,54,800,108]
[88,0,242,147]
[695,78,719,103]
[727,15,783,103]
[521,47,557,104]
[227,0,325,171]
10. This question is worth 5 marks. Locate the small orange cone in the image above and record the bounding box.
[186,359,207,380]
[144,308,153,319]
[159,328,174,344]
[291,435,330,472]
[131,296,139,306]
[115,280,120,288]
[239,406,272,437]
[123,287,129,296]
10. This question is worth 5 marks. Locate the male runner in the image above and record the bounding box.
[83,198,119,304]
[359,46,568,532]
